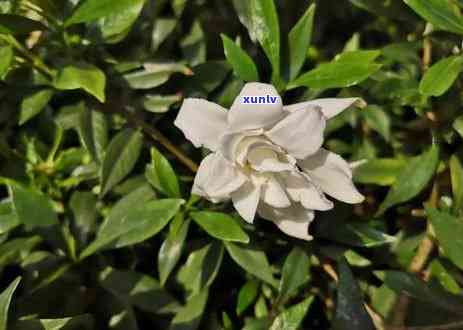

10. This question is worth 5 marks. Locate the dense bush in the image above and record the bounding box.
[1,0,463,329]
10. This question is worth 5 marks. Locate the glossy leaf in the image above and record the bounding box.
[77,105,108,163]
[0,277,21,330]
[353,158,407,186]
[170,289,208,330]
[377,144,439,215]
[191,211,250,243]
[419,56,463,96]
[430,259,461,295]
[54,63,106,102]
[221,34,259,81]
[152,19,177,52]
[270,296,314,330]
[278,247,310,302]
[124,63,191,89]
[100,128,143,197]
[333,258,374,330]
[0,46,12,79]
[288,3,315,80]
[19,89,53,125]
[225,242,277,287]
[237,280,259,316]
[146,147,180,198]
[143,94,181,113]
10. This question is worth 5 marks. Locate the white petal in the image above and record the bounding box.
[228,83,285,131]
[282,172,333,211]
[220,129,263,162]
[261,175,291,208]
[299,149,364,204]
[193,152,247,202]
[175,98,228,151]
[234,136,280,166]
[284,97,366,119]
[266,106,326,159]
[247,147,295,172]
[231,181,261,223]
[258,204,314,241]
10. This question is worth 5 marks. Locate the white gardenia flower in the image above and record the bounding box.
[175,82,366,240]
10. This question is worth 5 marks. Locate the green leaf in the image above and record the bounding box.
[404,0,463,35]
[124,63,191,89]
[0,202,19,234]
[100,128,143,197]
[170,289,208,330]
[191,211,250,243]
[19,89,54,125]
[288,3,315,80]
[221,34,259,81]
[12,315,94,330]
[54,63,106,102]
[8,183,58,228]
[353,158,407,186]
[0,277,21,330]
[0,14,46,34]
[158,215,190,286]
[377,144,439,215]
[0,46,13,79]
[249,0,280,81]
[376,270,463,313]
[362,105,390,141]
[278,247,310,303]
[453,115,463,138]
[269,296,314,330]
[289,53,381,89]
[99,267,179,314]
[237,280,259,316]
[225,242,277,287]
[419,56,463,96]
[69,191,97,245]
[430,259,461,295]
[0,236,42,267]
[152,18,177,52]
[450,154,463,213]
[81,198,183,258]
[180,21,206,66]
[66,0,146,26]
[177,241,224,294]
[77,105,108,163]
[427,207,463,270]
[143,94,181,113]
[333,258,374,330]
[146,147,180,198]
[349,0,415,21]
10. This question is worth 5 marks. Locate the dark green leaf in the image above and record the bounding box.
[377,144,439,215]
[0,236,42,267]
[237,280,259,316]
[143,94,181,113]
[170,289,208,330]
[124,63,191,89]
[191,211,249,243]
[0,14,46,34]
[180,21,205,66]
[0,277,21,330]
[353,158,407,186]
[270,296,314,330]
[221,34,259,81]
[430,259,461,295]
[450,154,463,212]
[69,191,97,245]
[146,147,180,198]
[152,18,177,52]
[77,105,108,163]
[12,315,94,330]
[0,202,19,234]
[288,3,315,80]
[19,89,53,125]
[278,247,310,302]
[419,56,463,96]
[333,258,374,330]
[100,128,143,197]
[0,46,12,78]
[362,105,391,141]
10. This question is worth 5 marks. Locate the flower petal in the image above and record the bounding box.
[261,175,291,208]
[258,204,314,241]
[193,152,247,202]
[282,172,333,211]
[231,181,261,223]
[284,97,366,119]
[247,147,295,172]
[228,82,284,131]
[175,98,228,151]
[220,129,263,162]
[266,106,326,159]
[299,148,364,204]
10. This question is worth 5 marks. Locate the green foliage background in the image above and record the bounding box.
[0,0,463,329]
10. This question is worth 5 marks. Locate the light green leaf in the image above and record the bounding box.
[66,0,146,26]
[430,259,461,295]
[353,158,407,186]
[221,34,259,81]
[237,280,259,316]
[0,202,19,234]
[100,128,143,197]
[278,247,310,303]
[124,63,191,89]
[362,105,390,141]
[288,3,315,80]
[225,242,277,287]
[450,154,463,212]
[180,21,206,66]
[191,211,250,243]
[170,289,208,330]
[427,207,463,270]
[12,315,94,330]
[172,0,187,17]
[0,277,21,330]
[177,241,224,294]
[0,236,42,267]
[143,94,181,113]
[453,115,463,138]
[158,215,190,286]
[8,183,58,228]
[152,19,177,52]
[404,0,463,35]
[146,147,180,198]
[0,14,46,34]
[270,296,314,330]
[0,46,12,78]
[19,89,53,125]
[419,56,463,96]
[77,105,108,163]
[333,258,374,330]
[54,63,106,102]
[377,144,439,215]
